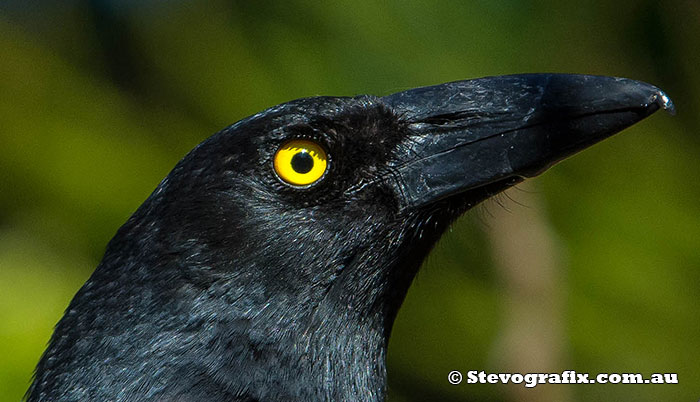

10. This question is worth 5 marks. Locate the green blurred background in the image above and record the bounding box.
[1,1,698,401]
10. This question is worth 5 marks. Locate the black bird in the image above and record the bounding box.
[28,74,672,401]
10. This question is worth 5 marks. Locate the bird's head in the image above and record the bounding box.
[106,74,672,339]
[30,73,672,401]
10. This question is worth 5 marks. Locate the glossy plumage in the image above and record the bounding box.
[28,74,671,401]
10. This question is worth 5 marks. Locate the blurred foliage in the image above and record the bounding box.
[0,1,698,401]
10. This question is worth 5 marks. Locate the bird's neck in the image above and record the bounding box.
[29,208,438,401]
[153,279,395,401]
[189,248,424,401]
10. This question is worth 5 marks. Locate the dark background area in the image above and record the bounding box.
[1,1,698,401]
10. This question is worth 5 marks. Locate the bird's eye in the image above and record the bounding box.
[273,140,328,186]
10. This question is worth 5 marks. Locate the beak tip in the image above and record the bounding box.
[651,89,676,115]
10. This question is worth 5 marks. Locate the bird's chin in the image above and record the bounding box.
[442,176,525,217]
[405,176,524,245]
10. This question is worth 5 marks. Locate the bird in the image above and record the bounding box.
[27,74,673,401]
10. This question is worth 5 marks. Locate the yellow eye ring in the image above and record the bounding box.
[273,140,328,186]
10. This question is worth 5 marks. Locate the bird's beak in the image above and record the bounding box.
[382,74,674,210]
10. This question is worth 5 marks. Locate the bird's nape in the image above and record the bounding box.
[27,74,672,402]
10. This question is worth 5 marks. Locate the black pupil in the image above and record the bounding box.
[291,151,314,174]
